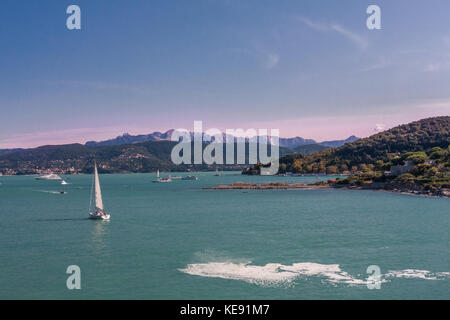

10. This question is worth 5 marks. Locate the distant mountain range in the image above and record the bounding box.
[84,130,359,149]
[0,141,294,175]
[318,135,360,148]
[278,137,317,148]
[1,117,448,175]
[0,130,358,155]
[0,129,360,174]
[85,130,175,147]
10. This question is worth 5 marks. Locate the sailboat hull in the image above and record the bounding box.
[89,212,110,220]
[153,178,172,183]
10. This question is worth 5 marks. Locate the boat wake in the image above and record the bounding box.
[34,190,66,195]
[179,261,450,287]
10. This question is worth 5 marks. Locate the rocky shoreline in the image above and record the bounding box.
[206,182,450,198]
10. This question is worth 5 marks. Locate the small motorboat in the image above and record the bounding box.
[182,175,198,180]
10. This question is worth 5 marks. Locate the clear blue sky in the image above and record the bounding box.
[1,0,449,147]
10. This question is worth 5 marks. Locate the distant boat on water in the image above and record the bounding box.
[182,175,198,180]
[153,169,172,183]
[35,173,61,180]
[156,176,172,183]
[61,180,69,185]
[88,163,110,220]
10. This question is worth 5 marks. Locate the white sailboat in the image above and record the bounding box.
[89,163,110,220]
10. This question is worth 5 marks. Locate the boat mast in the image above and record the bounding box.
[94,162,104,212]
[89,171,94,212]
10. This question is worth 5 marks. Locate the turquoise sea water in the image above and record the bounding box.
[0,172,449,299]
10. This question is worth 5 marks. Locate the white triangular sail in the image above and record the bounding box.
[157,169,160,178]
[94,163,104,211]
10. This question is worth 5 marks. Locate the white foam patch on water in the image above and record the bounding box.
[179,261,450,287]
[385,269,450,280]
[179,261,366,287]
